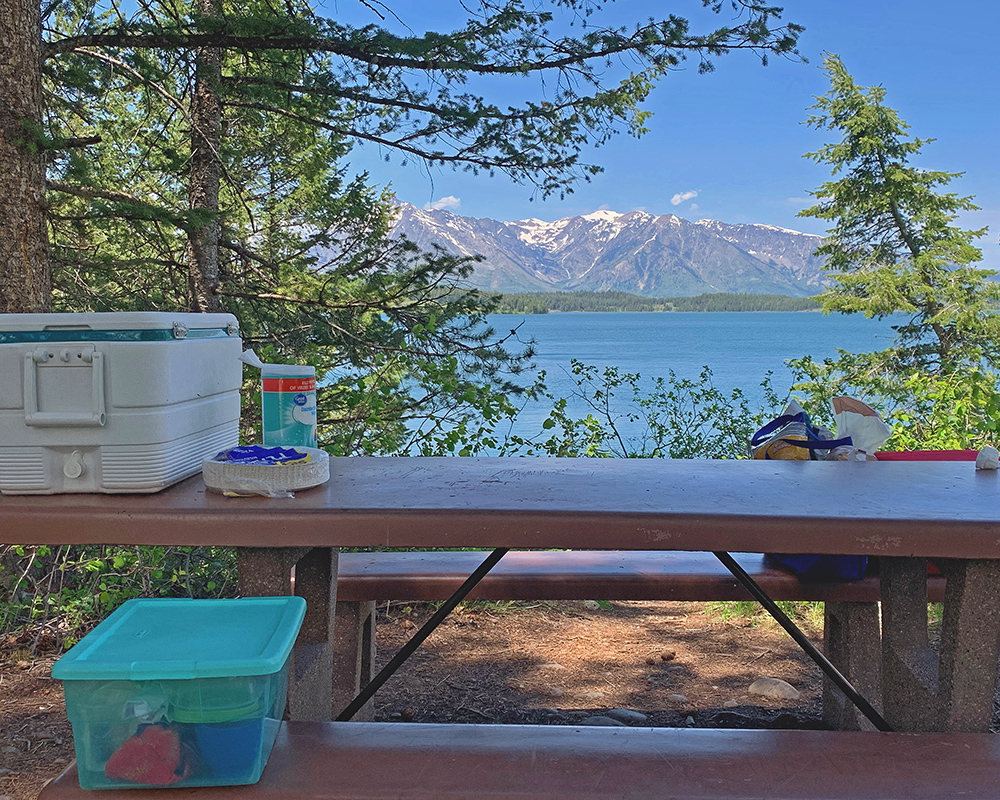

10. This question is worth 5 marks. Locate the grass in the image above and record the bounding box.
[706,600,825,633]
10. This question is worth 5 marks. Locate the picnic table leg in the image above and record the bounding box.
[823,600,882,730]
[237,546,339,721]
[936,558,1000,732]
[880,556,941,731]
[333,600,376,720]
[881,556,1000,732]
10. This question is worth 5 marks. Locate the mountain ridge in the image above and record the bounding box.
[392,203,827,298]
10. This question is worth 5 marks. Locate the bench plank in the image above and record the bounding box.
[336,550,946,603]
[42,721,1000,800]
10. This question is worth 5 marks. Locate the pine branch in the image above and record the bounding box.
[43,18,800,72]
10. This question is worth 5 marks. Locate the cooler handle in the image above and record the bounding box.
[23,346,107,427]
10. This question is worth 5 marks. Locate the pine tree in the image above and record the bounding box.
[0,0,50,312]
[5,0,805,307]
[3,0,805,453]
[799,53,998,374]
[791,55,1000,449]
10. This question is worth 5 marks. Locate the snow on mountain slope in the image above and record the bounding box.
[392,203,826,297]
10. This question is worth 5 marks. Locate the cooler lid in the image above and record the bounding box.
[0,312,239,343]
[52,597,305,681]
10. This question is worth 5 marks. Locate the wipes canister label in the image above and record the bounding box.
[262,374,317,447]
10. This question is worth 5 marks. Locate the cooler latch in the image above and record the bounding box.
[24,345,107,427]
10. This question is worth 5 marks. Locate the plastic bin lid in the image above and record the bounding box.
[52,597,305,682]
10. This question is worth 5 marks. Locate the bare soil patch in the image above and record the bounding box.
[1,600,823,800]
[369,600,823,728]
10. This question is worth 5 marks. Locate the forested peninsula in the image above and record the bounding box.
[490,291,821,314]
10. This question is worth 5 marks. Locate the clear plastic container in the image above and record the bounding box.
[52,597,305,790]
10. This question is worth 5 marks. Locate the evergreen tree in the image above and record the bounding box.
[5,0,805,307]
[798,53,998,374]
[2,0,805,453]
[41,0,533,453]
[791,55,1000,449]
[0,0,49,312]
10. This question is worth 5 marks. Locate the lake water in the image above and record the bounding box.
[485,311,901,440]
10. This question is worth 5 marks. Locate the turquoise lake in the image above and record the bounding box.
[483,311,902,441]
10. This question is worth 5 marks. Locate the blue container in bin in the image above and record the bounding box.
[52,597,305,790]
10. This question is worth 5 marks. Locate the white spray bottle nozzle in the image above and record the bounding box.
[240,349,266,370]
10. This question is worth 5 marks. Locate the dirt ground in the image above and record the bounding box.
[1,600,824,800]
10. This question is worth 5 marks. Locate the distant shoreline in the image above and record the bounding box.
[495,308,823,314]
[487,290,821,314]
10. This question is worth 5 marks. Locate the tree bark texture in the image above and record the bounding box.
[0,0,51,313]
[186,0,222,313]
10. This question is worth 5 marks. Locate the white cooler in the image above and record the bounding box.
[0,312,243,494]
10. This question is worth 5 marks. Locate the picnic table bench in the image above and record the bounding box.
[40,722,1000,800]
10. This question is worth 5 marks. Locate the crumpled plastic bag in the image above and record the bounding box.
[824,397,892,461]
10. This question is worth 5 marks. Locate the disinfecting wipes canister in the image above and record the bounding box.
[261,364,318,447]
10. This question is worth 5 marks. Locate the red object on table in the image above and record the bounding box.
[875,450,979,461]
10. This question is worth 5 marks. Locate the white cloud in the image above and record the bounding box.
[689,203,699,211]
[425,196,461,211]
[670,190,699,206]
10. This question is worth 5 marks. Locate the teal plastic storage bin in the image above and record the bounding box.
[52,597,305,790]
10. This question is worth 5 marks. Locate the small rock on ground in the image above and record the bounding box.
[605,708,648,724]
[580,715,627,727]
[667,694,690,704]
[749,677,800,700]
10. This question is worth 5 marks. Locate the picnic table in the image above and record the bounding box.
[3,456,1000,733]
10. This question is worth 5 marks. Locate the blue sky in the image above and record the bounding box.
[326,0,999,271]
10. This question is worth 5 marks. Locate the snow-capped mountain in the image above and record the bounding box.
[392,203,826,297]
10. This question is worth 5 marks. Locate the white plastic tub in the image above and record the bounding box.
[0,312,243,494]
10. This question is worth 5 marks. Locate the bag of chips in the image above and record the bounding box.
[749,400,850,461]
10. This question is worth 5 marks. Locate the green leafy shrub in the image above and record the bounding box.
[1,544,235,651]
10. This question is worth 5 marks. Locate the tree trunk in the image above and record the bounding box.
[186,0,222,313]
[0,0,51,313]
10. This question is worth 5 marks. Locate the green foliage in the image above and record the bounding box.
[790,355,1000,451]
[494,360,784,459]
[799,54,999,375]
[1,545,235,650]
[491,291,820,314]
[665,293,819,313]
[39,0,804,203]
[788,55,1000,451]
[707,599,824,632]
[42,0,535,457]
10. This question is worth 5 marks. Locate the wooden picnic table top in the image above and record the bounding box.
[3,457,1000,558]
